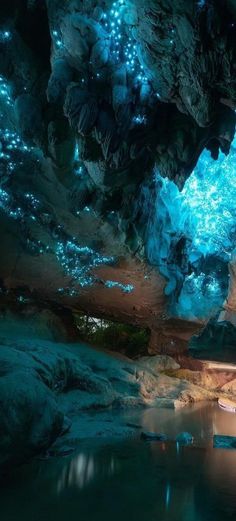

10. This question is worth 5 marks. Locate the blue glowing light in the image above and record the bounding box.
[74,165,84,176]
[102,0,148,84]
[0,122,42,227]
[0,76,13,106]
[56,240,115,289]
[0,116,132,296]
[145,135,236,320]
[104,280,134,293]
[176,272,223,319]
[52,29,63,49]
[55,240,134,295]
[0,188,10,207]
[197,0,206,8]
[165,483,171,510]
[0,128,34,175]
[74,143,79,161]
[182,136,236,257]
[152,134,236,261]
[0,30,11,42]
[0,188,24,221]
[133,114,147,125]
[24,193,41,210]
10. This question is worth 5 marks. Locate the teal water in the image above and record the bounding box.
[1,403,236,521]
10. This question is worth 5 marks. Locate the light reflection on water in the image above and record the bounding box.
[57,453,116,493]
[139,400,236,439]
[1,403,236,521]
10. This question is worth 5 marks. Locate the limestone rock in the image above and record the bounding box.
[138,355,180,373]
[172,369,223,391]
[221,379,236,395]
[0,369,63,472]
[0,0,235,339]
[0,336,220,472]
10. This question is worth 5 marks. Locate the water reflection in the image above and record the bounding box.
[1,403,236,521]
[57,452,117,492]
[165,482,171,509]
[139,401,236,441]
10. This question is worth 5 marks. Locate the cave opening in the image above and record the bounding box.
[1,1,236,518]
[75,312,150,357]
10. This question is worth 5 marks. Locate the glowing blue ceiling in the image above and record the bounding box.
[182,135,236,258]
[146,134,236,320]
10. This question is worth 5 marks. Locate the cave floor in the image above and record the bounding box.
[1,402,236,521]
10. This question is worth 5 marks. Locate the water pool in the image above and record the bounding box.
[1,403,236,521]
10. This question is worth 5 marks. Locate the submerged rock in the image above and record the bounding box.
[213,435,236,450]
[175,432,194,445]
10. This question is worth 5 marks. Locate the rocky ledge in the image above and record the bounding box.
[0,335,226,474]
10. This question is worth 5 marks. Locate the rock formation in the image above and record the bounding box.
[0,0,236,471]
[0,0,235,350]
[0,334,219,473]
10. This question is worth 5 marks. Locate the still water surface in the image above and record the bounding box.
[1,403,236,521]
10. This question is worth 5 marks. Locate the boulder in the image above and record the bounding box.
[214,435,236,450]
[138,355,180,373]
[0,370,64,472]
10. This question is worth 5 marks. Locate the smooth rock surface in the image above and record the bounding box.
[0,336,219,472]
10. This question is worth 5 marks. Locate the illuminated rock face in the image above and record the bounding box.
[146,136,236,321]
[0,0,235,350]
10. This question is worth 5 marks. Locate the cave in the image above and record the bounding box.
[0,1,236,519]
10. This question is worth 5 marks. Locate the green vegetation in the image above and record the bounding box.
[75,314,150,357]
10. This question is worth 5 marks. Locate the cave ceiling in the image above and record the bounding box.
[0,0,235,341]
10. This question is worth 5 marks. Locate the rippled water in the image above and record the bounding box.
[1,403,236,521]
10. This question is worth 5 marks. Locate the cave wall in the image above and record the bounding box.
[0,0,235,351]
